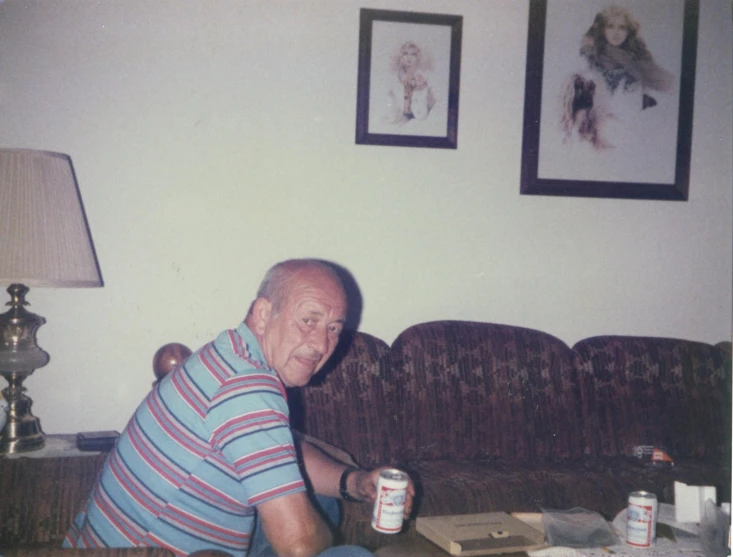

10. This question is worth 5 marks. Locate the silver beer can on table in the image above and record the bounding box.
[626,491,658,547]
[372,469,409,534]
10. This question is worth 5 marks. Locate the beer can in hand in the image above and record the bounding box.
[372,469,409,534]
[626,491,658,547]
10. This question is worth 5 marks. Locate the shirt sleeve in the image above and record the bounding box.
[205,336,306,506]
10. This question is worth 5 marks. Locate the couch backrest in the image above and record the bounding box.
[573,335,732,463]
[389,320,584,462]
[291,323,731,469]
[291,330,398,468]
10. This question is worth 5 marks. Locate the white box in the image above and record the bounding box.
[674,481,717,523]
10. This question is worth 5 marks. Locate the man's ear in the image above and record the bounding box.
[250,297,273,334]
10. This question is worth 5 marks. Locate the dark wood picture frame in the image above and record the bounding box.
[520,0,699,200]
[355,8,462,149]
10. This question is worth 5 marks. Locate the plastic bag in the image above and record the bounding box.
[540,507,620,548]
[700,499,731,557]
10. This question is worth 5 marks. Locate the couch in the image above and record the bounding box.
[1,320,730,554]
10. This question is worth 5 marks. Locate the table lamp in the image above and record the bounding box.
[0,149,103,454]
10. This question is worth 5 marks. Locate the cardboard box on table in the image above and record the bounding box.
[416,512,546,556]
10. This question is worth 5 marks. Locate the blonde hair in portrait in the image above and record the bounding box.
[389,41,434,80]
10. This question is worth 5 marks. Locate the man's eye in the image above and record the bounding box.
[328,325,342,334]
[303,318,313,326]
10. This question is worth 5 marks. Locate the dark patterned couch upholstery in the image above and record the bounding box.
[390,321,583,463]
[296,321,732,550]
[574,336,731,462]
[1,321,730,554]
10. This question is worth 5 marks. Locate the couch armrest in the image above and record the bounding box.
[293,430,357,467]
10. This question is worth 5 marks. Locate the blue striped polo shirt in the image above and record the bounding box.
[63,322,305,556]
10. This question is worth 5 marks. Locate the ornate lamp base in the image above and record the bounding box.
[0,374,45,453]
[1,430,44,453]
[0,284,49,455]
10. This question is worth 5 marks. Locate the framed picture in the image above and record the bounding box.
[520,0,699,200]
[355,8,462,149]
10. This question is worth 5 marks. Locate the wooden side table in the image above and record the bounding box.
[2,433,101,459]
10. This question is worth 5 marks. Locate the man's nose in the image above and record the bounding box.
[309,326,329,355]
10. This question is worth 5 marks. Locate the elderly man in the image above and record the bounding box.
[64,259,414,557]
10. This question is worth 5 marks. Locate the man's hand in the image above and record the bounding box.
[347,467,416,519]
[296,436,415,519]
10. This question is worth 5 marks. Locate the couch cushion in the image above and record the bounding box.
[405,459,625,526]
[390,321,583,462]
[573,336,732,470]
[0,453,107,549]
[290,330,397,468]
[406,458,730,518]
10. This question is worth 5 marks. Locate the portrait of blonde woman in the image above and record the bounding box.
[365,19,453,138]
[384,41,437,125]
[562,4,675,150]
[537,0,683,185]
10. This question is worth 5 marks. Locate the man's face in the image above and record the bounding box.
[255,268,347,387]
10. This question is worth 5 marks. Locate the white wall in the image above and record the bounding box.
[0,0,730,434]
